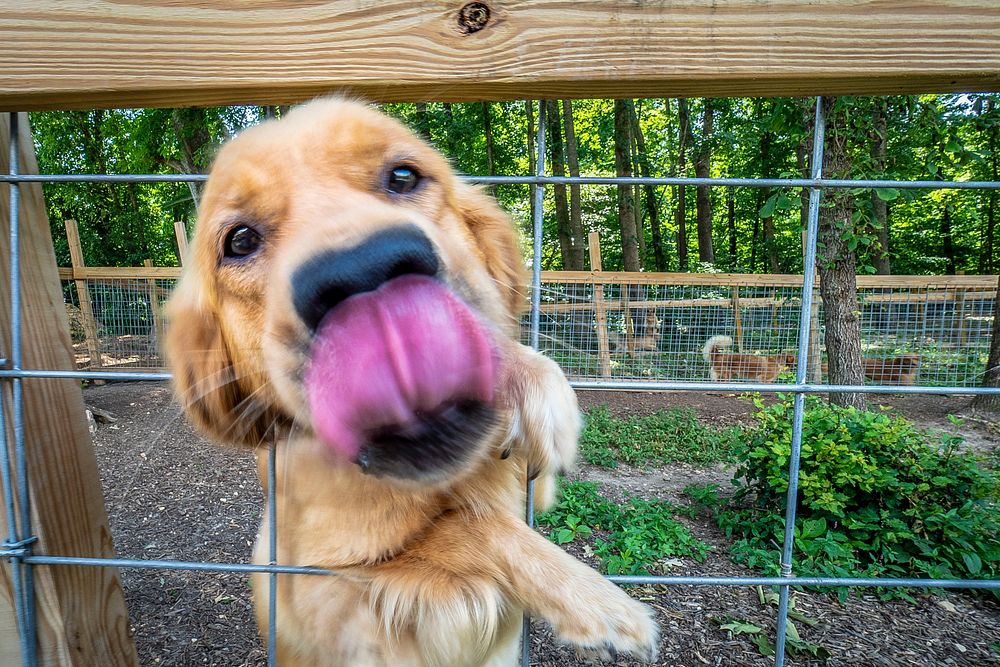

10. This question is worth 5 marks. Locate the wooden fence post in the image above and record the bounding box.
[143,259,165,349]
[173,220,189,267]
[63,219,102,369]
[0,112,138,666]
[589,232,612,378]
[732,284,743,351]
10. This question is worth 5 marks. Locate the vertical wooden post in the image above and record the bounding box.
[63,219,101,369]
[589,232,612,378]
[955,288,967,345]
[173,220,189,266]
[732,284,743,351]
[0,113,138,666]
[143,259,165,350]
[809,281,823,383]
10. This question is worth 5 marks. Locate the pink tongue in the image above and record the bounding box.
[305,275,495,460]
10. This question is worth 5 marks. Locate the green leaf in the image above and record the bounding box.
[721,619,763,635]
[874,187,899,202]
[759,193,779,219]
[962,552,982,576]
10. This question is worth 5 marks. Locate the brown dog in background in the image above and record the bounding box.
[703,335,795,383]
[165,99,657,667]
[822,354,921,385]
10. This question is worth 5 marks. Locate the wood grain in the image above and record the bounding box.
[0,114,138,665]
[1,1,998,111]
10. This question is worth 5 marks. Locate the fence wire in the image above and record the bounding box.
[3,98,1000,667]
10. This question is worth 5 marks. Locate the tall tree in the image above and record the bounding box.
[628,102,666,271]
[869,99,892,274]
[561,100,586,270]
[525,101,537,225]
[676,98,691,271]
[547,100,584,270]
[481,102,495,176]
[693,99,715,264]
[811,97,867,410]
[614,100,641,271]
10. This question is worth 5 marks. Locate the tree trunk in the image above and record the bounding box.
[727,187,737,268]
[811,97,867,410]
[758,104,779,272]
[547,100,583,270]
[693,99,715,264]
[561,100,586,268]
[870,100,891,275]
[441,102,458,158]
[614,100,641,271]
[973,272,1000,412]
[676,98,691,271]
[414,102,432,141]
[171,108,212,206]
[481,102,495,176]
[942,204,956,274]
[628,102,665,271]
[979,98,998,274]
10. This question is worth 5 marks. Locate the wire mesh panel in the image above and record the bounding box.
[2,98,1000,667]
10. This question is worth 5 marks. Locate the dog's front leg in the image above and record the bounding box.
[490,514,659,663]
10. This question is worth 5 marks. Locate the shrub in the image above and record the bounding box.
[699,396,999,598]
[538,480,709,575]
[580,405,743,468]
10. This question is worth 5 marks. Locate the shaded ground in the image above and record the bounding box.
[86,382,999,666]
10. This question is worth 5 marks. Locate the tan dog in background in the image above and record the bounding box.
[821,354,921,385]
[703,335,795,383]
[165,99,657,667]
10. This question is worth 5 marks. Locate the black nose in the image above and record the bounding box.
[291,225,439,332]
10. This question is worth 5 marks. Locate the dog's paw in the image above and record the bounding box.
[552,589,659,663]
[496,344,580,478]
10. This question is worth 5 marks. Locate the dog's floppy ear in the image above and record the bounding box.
[164,281,277,448]
[455,184,528,324]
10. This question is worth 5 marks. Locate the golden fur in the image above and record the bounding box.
[702,335,795,383]
[165,99,657,667]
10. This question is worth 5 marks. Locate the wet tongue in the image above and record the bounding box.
[305,275,495,461]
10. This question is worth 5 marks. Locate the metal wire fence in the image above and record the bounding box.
[2,97,1000,667]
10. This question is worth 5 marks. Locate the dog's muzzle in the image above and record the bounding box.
[291,226,500,481]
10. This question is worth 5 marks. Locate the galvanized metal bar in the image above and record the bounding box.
[774,96,826,667]
[6,111,38,667]
[522,98,548,667]
[3,173,1000,190]
[13,551,1000,590]
[267,441,278,667]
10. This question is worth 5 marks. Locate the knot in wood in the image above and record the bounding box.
[458,2,491,34]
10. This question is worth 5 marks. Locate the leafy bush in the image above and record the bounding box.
[580,405,743,468]
[538,480,709,575]
[696,396,999,598]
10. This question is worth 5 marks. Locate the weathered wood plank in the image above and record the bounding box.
[0,114,138,666]
[1,1,998,111]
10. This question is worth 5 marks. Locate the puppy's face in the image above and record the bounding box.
[166,99,526,483]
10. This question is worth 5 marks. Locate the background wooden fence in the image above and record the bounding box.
[60,224,998,386]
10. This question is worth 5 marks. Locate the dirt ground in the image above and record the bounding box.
[85,382,1000,667]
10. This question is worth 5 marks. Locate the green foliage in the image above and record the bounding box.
[538,480,709,575]
[580,405,743,468]
[691,396,1000,599]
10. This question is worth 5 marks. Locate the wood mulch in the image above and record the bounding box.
[85,382,1000,666]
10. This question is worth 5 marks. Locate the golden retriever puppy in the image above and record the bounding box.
[703,335,795,383]
[165,98,657,667]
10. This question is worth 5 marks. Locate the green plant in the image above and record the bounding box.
[693,396,999,599]
[580,405,744,468]
[538,480,709,575]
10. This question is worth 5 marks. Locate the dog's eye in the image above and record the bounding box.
[385,166,423,195]
[224,225,263,258]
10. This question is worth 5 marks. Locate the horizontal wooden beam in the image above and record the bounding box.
[2,1,999,111]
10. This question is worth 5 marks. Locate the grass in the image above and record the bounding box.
[579,405,744,468]
[537,479,709,575]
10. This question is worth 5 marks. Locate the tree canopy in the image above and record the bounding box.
[29,94,1000,275]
